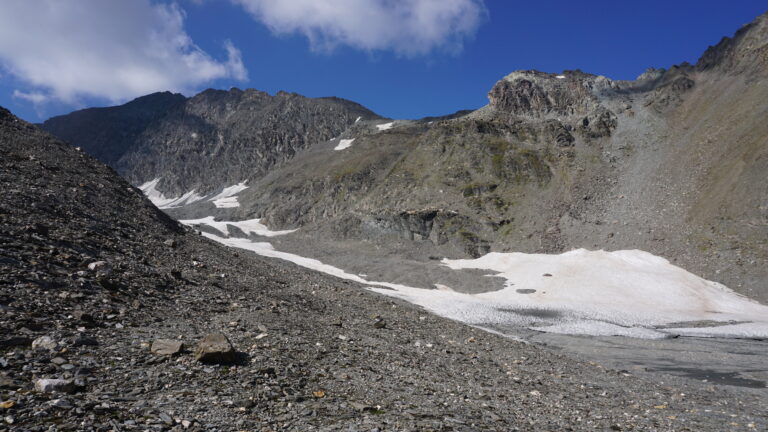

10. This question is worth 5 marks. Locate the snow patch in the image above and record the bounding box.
[334,138,355,151]
[208,181,249,208]
[138,178,205,209]
[376,122,394,131]
[555,75,566,79]
[368,249,768,339]
[180,216,297,237]
[355,116,362,123]
[209,181,248,201]
[212,197,240,208]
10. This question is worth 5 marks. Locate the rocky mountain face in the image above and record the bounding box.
[42,12,768,305]
[40,92,186,167]
[11,106,767,431]
[41,88,379,195]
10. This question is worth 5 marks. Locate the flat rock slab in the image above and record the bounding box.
[194,333,235,364]
[151,339,184,356]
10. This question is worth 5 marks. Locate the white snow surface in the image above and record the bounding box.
[212,197,240,208]
[334,138,355,151]
[209,181,248,201]
[368,249,768,339]
[376,122,394,131]
[208,181,249,208]
[138,178,205,209]
[555,75,566,79]
[173,217,768,340]
[180,216,297,238]
[355,116,362,123]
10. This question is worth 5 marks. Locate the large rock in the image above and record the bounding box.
[151,339,184,356]
[194,333,236,364]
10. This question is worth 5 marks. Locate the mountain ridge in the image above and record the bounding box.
[41,88,381,196]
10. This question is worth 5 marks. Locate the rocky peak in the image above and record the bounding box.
[486,70,619,140]
[697,12,768,74]
[487,70,617,119]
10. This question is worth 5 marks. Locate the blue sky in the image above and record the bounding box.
[0,1,765,122]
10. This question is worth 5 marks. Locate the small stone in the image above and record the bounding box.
[49,399,73,409]
[194,333,236,364]
[31,336,58,352]
[542,273,553,277]
[158,412,173,425]
[163,239,177,248]
[373,317,386,329]
[72,335,98,347]
[87,261,108,271]
[151,339,184,356]
[72,310,95,325]
[51,357,67,365]
[34,378,77,394]
[181,419,192,428]
[0,374,17,390]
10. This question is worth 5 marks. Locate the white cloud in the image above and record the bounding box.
[12,90,49,105]
[232,0,486,56]
[0,0,248,106]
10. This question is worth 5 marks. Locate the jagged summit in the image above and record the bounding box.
[697,11,768,73]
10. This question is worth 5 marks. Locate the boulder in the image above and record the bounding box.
[194,333,236,364]
[151,339,184,356]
